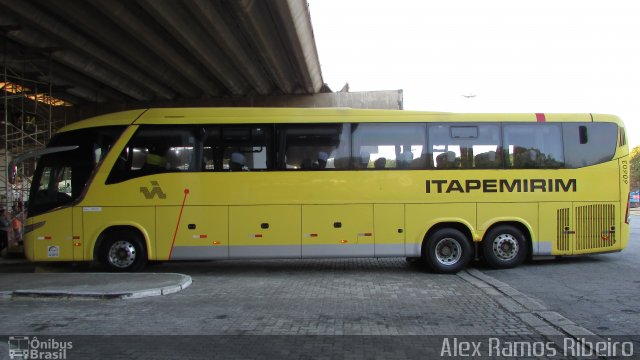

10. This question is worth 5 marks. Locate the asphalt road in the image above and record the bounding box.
[482,213,640,336]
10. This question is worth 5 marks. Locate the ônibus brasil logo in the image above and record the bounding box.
[7,336,73,360]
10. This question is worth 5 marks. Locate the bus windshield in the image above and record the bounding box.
[28,126,125,216]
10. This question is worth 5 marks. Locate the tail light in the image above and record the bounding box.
[626,192,630,225]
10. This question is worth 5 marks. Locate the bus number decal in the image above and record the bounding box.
[622,160,628,185]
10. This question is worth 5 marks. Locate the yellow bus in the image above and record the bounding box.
[17,108,631,273]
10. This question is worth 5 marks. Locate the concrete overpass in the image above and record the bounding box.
[1,0,325,105]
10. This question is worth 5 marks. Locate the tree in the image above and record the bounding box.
[631,145,640,191]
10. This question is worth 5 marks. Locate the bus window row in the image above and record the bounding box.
[106,122,619,183]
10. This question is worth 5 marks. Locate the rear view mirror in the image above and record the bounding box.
[7,160,17,184]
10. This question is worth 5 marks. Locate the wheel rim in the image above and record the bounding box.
[108,240,137,268]
[434,237,462,266]
[492,234,519,261]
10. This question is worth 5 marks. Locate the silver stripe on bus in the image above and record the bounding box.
[535,241,553,256]
[374,244,406,257]
[230,245,301,259]
[301,244,375,258]
[172,244,410,260]
[171,246,229,260]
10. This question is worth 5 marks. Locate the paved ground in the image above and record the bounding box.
[0,214,637,358]
[0,257,623,359]
[484,213,640,336]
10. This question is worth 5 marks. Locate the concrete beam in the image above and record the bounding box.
[186,0,273,96]
[0,0,174,100]
[37,0,201,98]
[89,0,221,97]
[137,0,250,96]
[269,0,323,93]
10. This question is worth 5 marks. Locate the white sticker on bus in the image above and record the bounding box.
[47,246,59,258]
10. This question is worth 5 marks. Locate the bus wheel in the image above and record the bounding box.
[423,229,472,274]
[483,225,527,269]
[100,230,147,272]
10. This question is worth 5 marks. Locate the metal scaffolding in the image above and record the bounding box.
[1,38,69,220]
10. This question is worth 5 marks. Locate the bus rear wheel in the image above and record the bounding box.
[99,230,147,272]
[482,225,527,269]
[423,228,472,274]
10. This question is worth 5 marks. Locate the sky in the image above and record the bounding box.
[308,0,640,149]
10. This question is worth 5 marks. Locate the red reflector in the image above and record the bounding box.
[72,236,80,240]
[626,192,630,224]
[44,236,52,240]
[310,234,318,237]
[535,113,546,122]
[199,235,208,239]
[255,234,263,238]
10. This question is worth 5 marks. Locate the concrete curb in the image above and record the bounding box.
[4,273,192,300]
[459,269,607,345]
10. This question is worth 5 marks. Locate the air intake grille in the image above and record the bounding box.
[556,208,570,251]
[575,204,616,251]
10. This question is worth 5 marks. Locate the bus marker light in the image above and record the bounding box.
[340,240,348,244]
[625,193,630,224]
[212,241,221,245]
[73,242,81,247]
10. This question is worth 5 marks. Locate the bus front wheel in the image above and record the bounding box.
[99,230,147,272]
[423,229,472,274]
[482,225,528,269]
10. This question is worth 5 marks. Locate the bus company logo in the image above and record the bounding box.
[426,178,578,194]
[140,180,167,199]
[7,336,73,359]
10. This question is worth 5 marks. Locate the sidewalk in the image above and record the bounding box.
[0,267,191,299]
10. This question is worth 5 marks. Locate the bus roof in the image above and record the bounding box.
[58,108,625,133]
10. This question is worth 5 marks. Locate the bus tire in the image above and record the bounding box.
[99,230,147,272]
[482,225,527,269]
[423,228,472,274]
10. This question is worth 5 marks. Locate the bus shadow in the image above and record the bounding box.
[472,253,617,273]
[148,258,422,276]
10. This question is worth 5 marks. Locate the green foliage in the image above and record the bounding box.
[631,146,640,191]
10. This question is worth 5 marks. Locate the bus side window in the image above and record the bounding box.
[279,124,349,170]
[429,124,501,169]
[562,123,618,168]
[351,123,426,170]
[107,126,199,183]
[503,124,564,168]
[220,125,272,171]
